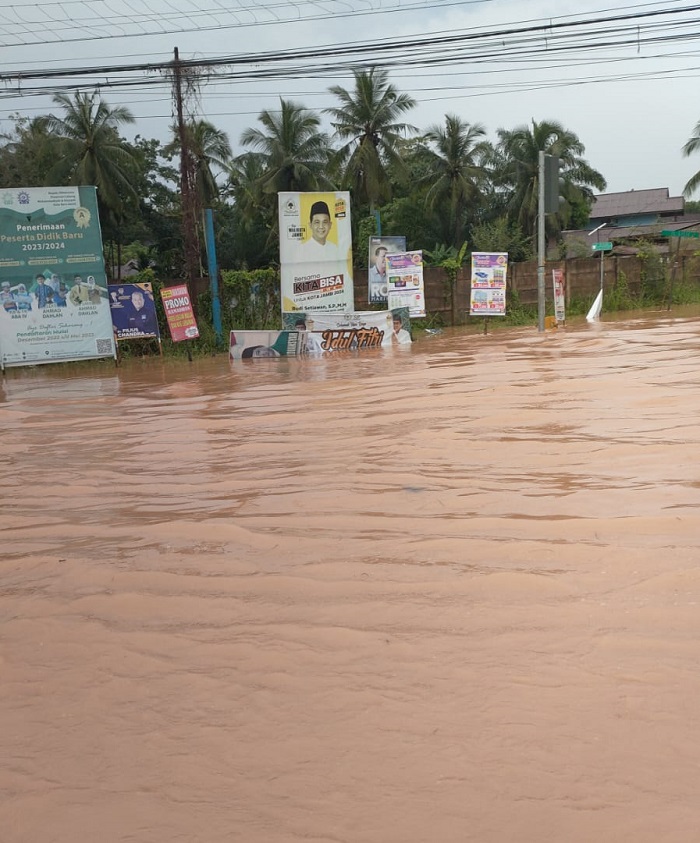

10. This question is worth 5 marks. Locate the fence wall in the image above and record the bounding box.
[353,253,700,323]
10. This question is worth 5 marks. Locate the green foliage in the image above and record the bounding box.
[470,216,533,261]
[634,238,667,301]
[201,268,281,334]
[355,215,378,268]
[604,269,636,311]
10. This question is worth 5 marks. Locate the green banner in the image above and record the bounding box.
[0,186,115,367]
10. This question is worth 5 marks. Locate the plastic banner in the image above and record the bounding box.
[278,192,354,314]
[0,186,115,368]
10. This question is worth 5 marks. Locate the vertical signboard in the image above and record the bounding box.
[160,284,199,341]
[469,252,508,316]
[368,235,406,304]
[552,268,566,323]
[278,191,354,314]
[386,250,426,317]
[0,186,115,368]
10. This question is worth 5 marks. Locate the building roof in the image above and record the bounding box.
[591,188,684,220]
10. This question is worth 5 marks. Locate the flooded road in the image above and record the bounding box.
[3,312,700,842]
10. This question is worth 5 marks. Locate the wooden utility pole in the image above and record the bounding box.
[172,47,200,293]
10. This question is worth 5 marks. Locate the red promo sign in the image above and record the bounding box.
[160,284,199,342]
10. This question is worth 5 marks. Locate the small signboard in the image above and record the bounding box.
[592,241,613,251]
[661,230,700,238]
[160,284,199,342]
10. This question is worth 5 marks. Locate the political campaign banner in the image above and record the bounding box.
[278,191,354,314]
[368,235,406,304]
[160,284,199,342]
[469,252,508,316]
[0,185,115,368]
[552,268,566,323]
[386,250,426,317]
[109,282,160,340]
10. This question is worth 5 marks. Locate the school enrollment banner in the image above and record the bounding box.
[278,191,354,314]
[469,252,508,316]
[0,186,115,368]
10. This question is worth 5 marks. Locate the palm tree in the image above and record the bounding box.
[682,121,700,196]
[493,119,606,242]
[165,119,232,206]
[43,91,137,220]
[325,68,417,211]
[422,114,490,248]
[240,99,333,195]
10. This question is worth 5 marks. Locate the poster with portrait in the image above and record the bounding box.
[368,235,406,304]
[469,252,508,316]
[386,250,426,317]
[0,186,115,369]
[109,282,160,340]
[278,191,354,314]
[160,284,199,342]
[552,268,566,323]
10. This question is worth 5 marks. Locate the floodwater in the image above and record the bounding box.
[3,310,700,842]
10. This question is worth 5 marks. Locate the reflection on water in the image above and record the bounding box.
[3,311,700,842]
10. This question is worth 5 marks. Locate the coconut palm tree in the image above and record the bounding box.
[422,114,491,248]
[43,91,137,220]
[682,121,700,197]
[164,119,232,206]
[240,99,333,195]
[325,68,417,211]
[493,119,606,242]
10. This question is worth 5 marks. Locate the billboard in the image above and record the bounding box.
[160,284,199,342]
[469,252,508,316]
[278,191,354,314]
[0,186,115,368]
[368,235,406,304]
[109,282,160,340]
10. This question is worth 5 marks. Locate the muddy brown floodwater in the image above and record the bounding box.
[3,311,700,842]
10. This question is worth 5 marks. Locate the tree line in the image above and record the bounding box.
[0,68,612,279]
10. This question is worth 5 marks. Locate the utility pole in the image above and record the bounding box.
[537,150,545,332]
[172,47,200,294]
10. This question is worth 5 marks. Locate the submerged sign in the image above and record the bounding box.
[0,186,115,368]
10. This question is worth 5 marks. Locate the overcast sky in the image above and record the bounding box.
[1,0,700,197]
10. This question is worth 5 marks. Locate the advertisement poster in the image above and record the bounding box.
[386,250,426,317]
[109,282,160,341]
[278,191,354,314]
[0,185,115,368]
[160,284,199,342]
[552,268,566,323]
[230,330,303,359]
[368,235,406,304]
[469,251,508,316]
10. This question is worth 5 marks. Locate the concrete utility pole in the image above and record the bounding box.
[537,150,545,332]
[173,47,200,294]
